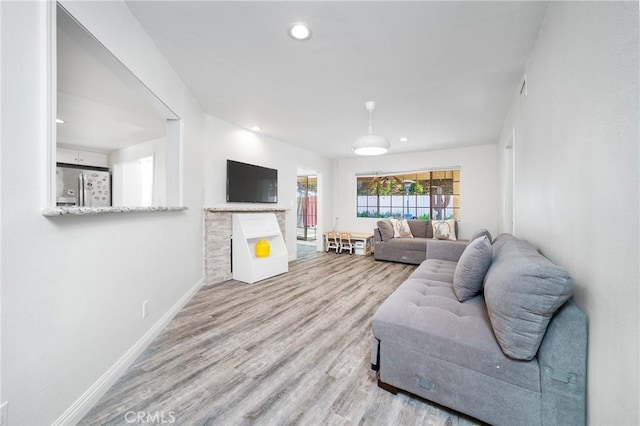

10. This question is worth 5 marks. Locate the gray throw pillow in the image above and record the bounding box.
[453,236,493,302]
[484,237,574,360]
[470,228,492,243]
[377,220,394,242]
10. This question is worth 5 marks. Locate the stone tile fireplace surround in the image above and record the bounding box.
[204,207,287,285]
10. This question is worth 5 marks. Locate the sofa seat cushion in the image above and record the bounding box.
[384,237,428,252]
[373,261,541,392]
[409,259,456,283]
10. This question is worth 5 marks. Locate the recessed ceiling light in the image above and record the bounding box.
[56,118,65,124]
[399,137,409,142]
[288,23,311,40]
[250,126,262,132]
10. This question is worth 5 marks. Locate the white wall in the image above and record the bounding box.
[1,1,206,424]
[497,2,639,424]
[333,145,499,238]
[109,137,167,206]
[204,116,334,258]
[0,0,3,413]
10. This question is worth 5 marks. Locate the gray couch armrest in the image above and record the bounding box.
[373,228,383,243]
[537,299,587,425]
[426,239,468,262]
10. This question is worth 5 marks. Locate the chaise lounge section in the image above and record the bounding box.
[371,233,587,425]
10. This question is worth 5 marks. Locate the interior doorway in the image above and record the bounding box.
[296,175,318,242]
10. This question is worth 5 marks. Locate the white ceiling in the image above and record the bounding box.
[125,1,549,159]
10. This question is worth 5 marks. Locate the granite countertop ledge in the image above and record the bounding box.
[42,206,188,216]
[204,206,289,212]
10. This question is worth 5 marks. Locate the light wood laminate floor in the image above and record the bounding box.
[80,249,481,425]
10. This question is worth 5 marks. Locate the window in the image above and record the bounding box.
[356,169,460,220]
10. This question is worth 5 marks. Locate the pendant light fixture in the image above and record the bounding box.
[352,101,390,156]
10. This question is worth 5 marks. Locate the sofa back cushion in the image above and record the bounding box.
[470,228,492,243]
[453,236,493,302]
[490,232,513,253]
[426,220,434,238]
[407,219,429,238]
[377,220,395,242]
[484,234,574,360]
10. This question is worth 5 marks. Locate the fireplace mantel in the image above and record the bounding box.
[203,206,288,285]
[204,206,288,213]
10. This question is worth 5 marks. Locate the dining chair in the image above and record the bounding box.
[325,231,340,253]
[339,232,354,254]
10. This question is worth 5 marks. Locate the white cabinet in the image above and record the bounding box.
[56,147,80,164]
[79,150,108,167]
[232,213,288,284]
[57,147,108,168]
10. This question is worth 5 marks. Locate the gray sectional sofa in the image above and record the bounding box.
[371,233,587,425]
[373,219,464,264]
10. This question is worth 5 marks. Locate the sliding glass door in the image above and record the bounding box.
[296,176,317,241]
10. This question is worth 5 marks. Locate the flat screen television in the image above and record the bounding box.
[226,160,278,203]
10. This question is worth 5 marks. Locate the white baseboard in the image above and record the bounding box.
[53,278,204,426]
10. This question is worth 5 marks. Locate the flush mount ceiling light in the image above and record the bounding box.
[352,101,390,156]
[288,23,311,40]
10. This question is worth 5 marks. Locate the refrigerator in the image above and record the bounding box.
[56,165,111,207]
